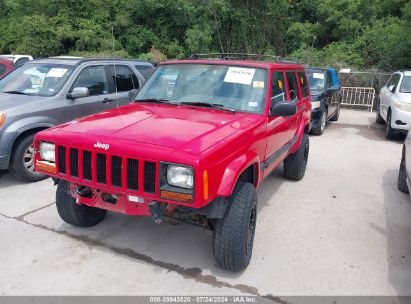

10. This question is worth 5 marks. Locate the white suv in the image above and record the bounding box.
[376,71,411,139]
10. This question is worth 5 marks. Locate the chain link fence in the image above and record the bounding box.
[337,71,392,111]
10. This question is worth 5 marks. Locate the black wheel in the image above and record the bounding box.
[330,104,340,121]
[284,133,309,180]
[9,134,48,182]
[310,109,327,135]
[56,180,107,227]
[385,111,397,140]
[376,103,384,124]
[398,150,409,193]
[213,182,257,272]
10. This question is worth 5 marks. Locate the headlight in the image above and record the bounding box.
[167,165,194,189]
[311,101,321,110]
[39,142,55,162]
[0,112,6,128]
[395,101,411,113]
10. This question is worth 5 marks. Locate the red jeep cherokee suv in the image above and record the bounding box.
[34,56,311,272]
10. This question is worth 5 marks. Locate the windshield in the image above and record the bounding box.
[306,69,326,93]
[136,64,268,114]
[0,63,74,96]
[400,76,411,93]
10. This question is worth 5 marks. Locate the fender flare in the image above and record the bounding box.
[216,151,260,197]
[289,118,310,154]
[5,122,55,156]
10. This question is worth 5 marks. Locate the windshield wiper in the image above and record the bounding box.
[135,98,172,104]
[178,101,236,112]
[2,90,29,95]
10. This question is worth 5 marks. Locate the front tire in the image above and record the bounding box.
[310,109,327,135]
[398,151,409,193]
[9,134,47,182]
[56,181,107,227]
[385,111,397,140]
[213,182,257,272]
[284,133,309,180]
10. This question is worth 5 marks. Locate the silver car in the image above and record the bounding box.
[0,58,154,182]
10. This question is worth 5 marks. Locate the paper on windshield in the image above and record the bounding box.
[46,68,68,78]
[313,72,324,79]
[224,67,256,85]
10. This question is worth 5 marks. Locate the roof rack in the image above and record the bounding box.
[189,53,299,64]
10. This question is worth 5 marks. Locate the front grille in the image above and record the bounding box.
[127,159,138,190]
[57,146,66,174]
[83,151,92,180]
[96,153,107,184]
[69,148,78,177]
[111,156,122,187]
[55,145,157,195]
[144,161,156,194]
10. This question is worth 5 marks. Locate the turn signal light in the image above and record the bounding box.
[0,112,6,128]
[160,190,193,202]
[36,160,56,174]
[203,170,209,200]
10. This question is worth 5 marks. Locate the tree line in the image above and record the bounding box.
[0,0,410,71]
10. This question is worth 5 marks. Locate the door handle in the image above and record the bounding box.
[102,98,114,103]
[299,105,304,111]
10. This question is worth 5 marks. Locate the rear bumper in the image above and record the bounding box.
[391,108,411,131]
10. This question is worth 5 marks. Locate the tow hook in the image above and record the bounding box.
[149,202,165,224]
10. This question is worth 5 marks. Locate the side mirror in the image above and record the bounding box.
[128,89,139,101]
[388,85,395,93]
[270,101,297,117]
[67,87,89,99]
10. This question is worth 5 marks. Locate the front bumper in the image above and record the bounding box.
[0,131,15,170]
[310,107,324,129]
[391,108,411,131]
[0,155,10,170]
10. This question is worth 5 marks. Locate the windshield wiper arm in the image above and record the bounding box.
[135,98,172,104]
[2,90,29,95]
[178,101,236,112]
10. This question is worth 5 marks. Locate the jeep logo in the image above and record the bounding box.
[94,141,110,150]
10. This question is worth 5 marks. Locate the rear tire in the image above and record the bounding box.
[213,182,257,272]
[284,133,309,181]
[385,111,397,140]
[56,180,107,227]
[9,134,48,182]
[398,151,409,193]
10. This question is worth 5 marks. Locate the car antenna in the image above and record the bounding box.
[112,26,119,110]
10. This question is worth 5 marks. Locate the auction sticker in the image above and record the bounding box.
[313,72,324,79]
[224,67,255,85]
[46,68,68,78]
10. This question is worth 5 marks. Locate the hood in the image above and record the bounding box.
[51,103,260,154]
[398,92,411,102]
[0,92,46,111]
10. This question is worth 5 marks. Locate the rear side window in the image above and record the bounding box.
[15,57,29,68]
[109,65,139,92]
[387,74,401,89]
[298,71,309,98]
[271,71,286,104]
[135,65,154,79]
[286,71,298,101]
[72,65,108,96]
[0,64,6,75]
